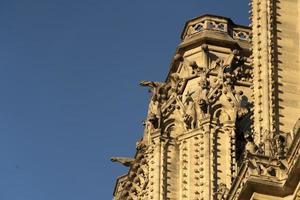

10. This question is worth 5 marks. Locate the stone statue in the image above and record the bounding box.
[196,71,210,119]
[244,131,259,155]
[198,98,208,116]
[183,91,196,130]
[223,49,239,68]
[140,80,166,132]
[197,67,210,101]
[110,157,135,167]
[169,73,182,96]
[147,112,160,130]
[188,60,199,74]
[140,80,170,103]
[272,134,286,160]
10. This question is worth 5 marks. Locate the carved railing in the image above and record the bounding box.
[182,15,251,42]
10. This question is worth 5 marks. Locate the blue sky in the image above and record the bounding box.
[0,1,249,199]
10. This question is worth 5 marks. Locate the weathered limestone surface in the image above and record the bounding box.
[111,2,300,199]
[229,0,300,199]
[276,0,300,134]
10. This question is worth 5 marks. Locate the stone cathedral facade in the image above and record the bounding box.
[111,0,300,199]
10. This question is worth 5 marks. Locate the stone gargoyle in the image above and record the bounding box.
[110,157,135,167]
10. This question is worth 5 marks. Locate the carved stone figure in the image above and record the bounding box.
[169,73,182,95]
[136,140,147,151]
[272,134,286,160]
[197,69,210,100]
[140,80,166,132]
[198,98,208,115]
[194,69,211,122]
[244,131,259,155]
[188,60,199,74]
[183,91,196,130]
[140,80,168,103]
[147,112,160,130]
[234,91,249,118]
[111,157,135,167]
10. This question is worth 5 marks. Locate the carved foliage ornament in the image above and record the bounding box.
[140,50,251,134]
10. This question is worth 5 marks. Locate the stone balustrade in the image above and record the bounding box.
[181,15,250,42]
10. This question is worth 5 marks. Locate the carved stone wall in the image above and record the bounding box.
[250,0,300,146]
[112,8,300,200]
[113,15,255,200]
[276,0,300,134]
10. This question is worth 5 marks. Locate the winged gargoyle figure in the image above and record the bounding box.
[110,157,135,167]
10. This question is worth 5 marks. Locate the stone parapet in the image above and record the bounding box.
[181,14,250,42]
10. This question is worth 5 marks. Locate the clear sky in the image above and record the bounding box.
[0,1,249,200]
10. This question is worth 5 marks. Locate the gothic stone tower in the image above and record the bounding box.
[112,14,253,200]
[112,2,300,199]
